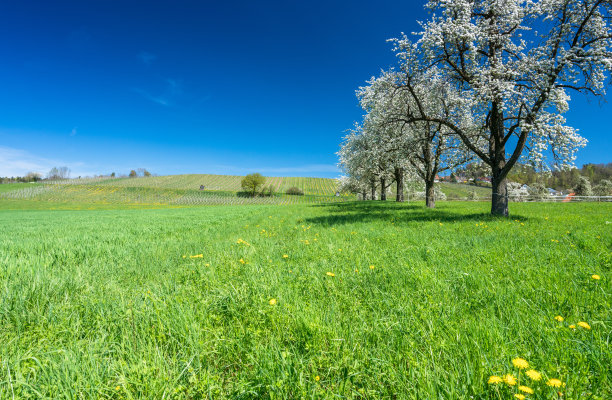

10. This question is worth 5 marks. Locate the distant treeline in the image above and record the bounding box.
[1,167,155,183]
[447,162,612,191]
[506,163,612,190]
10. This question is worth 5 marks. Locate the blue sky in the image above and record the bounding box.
[0,1,610,178]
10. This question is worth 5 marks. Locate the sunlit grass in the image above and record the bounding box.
[0,201,609,398]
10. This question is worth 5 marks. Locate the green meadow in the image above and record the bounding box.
[0,200,610,399]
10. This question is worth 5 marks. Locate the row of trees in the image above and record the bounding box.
[1,167,71,183]
[339,0,611,216]
[1,167,156,183]
[129,168,152,178]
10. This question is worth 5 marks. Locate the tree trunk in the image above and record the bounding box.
[361,190,366,201]
[395,168,404,202]
[371,181,376,201]
[380,178,386,201]
[489,101,509,217]
[491,169,509,216]
[425,179,435,208]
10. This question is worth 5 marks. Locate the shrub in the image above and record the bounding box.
[593,179,612,196]
[528,182,550,201]
[286,187,304,196]
[507,182,529,202]
[574,176,592,196]
[406,182,446,201]
[262,185,276,197]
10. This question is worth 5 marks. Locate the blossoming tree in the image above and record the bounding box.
[391,0,611,215]
[356,69,473,207]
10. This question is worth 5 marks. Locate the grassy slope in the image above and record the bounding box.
[0,178,494,207]
[0,201,610,399]
[0,185,349,206]
[0,182,41,193]
[98,174,340,195]
[439,182,492,199]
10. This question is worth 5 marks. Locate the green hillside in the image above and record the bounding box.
[0,175,496,207]
[98,174,340,195]
[438,182,492,199]
[0,184,349,206]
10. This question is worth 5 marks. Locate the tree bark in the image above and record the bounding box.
[371,181,376,201]
[491,167,509,216]
[361,190,366,201]
[395,168,404,202]
[425,179,435,208]
[489,101,509,216]
[380,178,386,201]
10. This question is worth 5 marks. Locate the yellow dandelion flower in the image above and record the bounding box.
[569,324,576,329]
[355,269,358,273]
[519,385,534,394]
[591,274,600,280]
[326,272,335,277]
[205,263,210,267]
[369,265,375,269]
[514,394,525,400]
[315,375,320,381]
[190,254,203,258]
[488,376,503,384]
[269,298,277,306]
[282,254,289,258]
[512,358,529,369]
[239,258,246,264]
[338,248,342,252]
[182,255,186,259]
[554,315,564,322]
[577,321,591,330]
[504,374,517,386]
[525,370,542,381]
[547,378,563,388]
[115,386,121,391]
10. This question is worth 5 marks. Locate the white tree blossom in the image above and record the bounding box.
[357,68,473,207]
[390,0,611,215]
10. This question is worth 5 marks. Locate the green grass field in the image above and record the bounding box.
[0,200,609,399]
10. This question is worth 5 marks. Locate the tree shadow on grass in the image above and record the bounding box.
[306,201,532,227]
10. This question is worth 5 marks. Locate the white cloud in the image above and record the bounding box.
[137,51,157,65]
[132,78,182,107]
[0,146,92,177]
[132,88,171,106]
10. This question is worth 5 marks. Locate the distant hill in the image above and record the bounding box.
[0,174,496,206]
[0,174,346,206]
[97,174,340,196]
